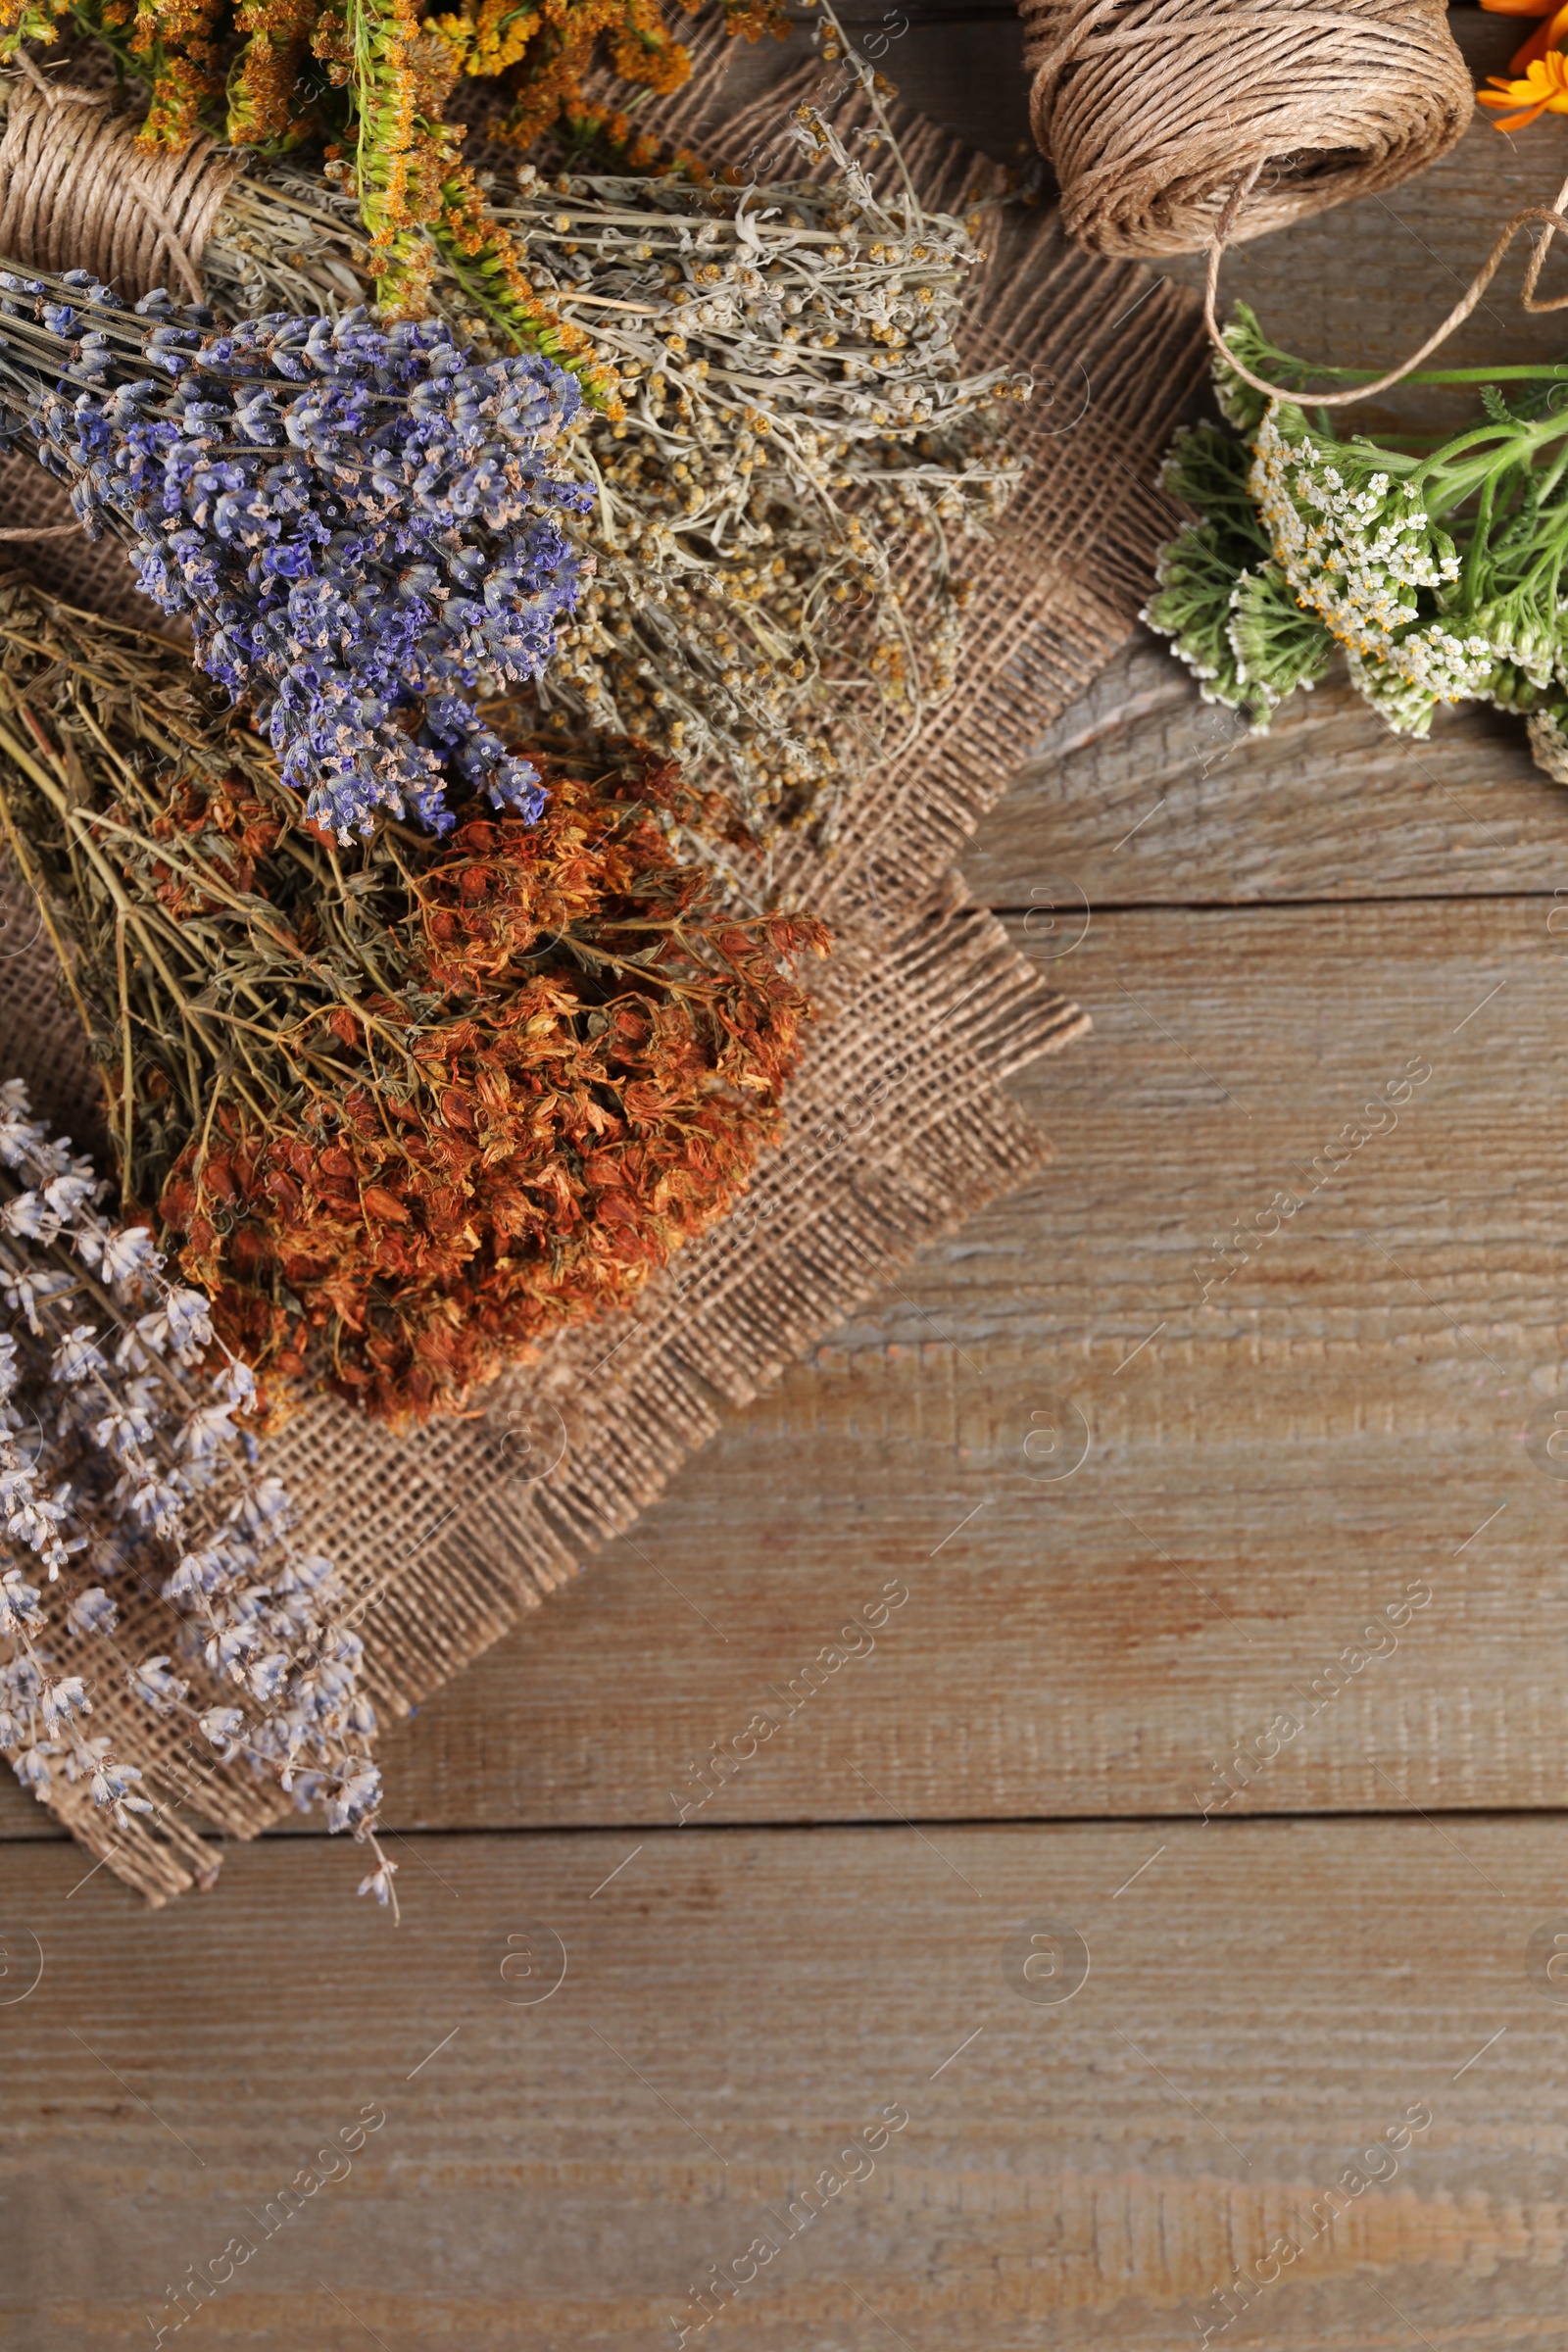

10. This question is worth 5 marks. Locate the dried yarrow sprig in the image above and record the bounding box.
[0,1078,396,1907]
[0,266,591,839]
[1145,302,1568,773]
[203,91,1024,849]
[0,577,827,1421]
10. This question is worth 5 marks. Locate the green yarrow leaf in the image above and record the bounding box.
[1226,564,1335,709]
[1141,522,1269,724]
[1146,421,1332,727]
[1159,422,1271,553]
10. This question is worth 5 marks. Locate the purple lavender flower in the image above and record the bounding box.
[0,269,590,839]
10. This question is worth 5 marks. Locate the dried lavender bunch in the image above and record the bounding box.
[200,93,1023,850]
[0,1080,396,1908]
[0,266,589,839]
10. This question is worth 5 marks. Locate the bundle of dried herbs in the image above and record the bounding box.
[0,0,786,318]
[0,265,591,838]
[0,34,1019,858]
[204,87,1023,851]
[0,576,826,1422]
[0,1078,394,1901]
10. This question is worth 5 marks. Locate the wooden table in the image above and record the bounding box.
[7,11,1568,2347]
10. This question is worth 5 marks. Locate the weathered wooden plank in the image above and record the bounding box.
[963,630,1568,909]
[334,896,1568,1831]
[0,1782,65,1840]
[1,1819,1561,2349]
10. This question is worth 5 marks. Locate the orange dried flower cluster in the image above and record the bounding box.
[0,586,826,1426]
[225,0,322,144]
[159,749,824,1419]
[480,0,692,149]
[126,0,227,147]
[418,0,783,152]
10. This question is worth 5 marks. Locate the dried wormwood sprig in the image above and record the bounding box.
[0,1078,397,1908]
[202,85,1025,854]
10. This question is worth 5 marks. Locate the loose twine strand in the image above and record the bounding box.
[1019,0,1473,259]
[0,74,242,539]
[1203,161,1568,407]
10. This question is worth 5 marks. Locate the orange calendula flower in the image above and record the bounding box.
[1479,0,1568,82]
[1480,44,1568,128]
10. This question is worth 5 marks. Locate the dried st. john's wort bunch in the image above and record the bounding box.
[0,1081,396,1905]
[0,580,827,1422]
[1145,302,1568,776]
[0,266,589,839]
[206,97,1023,848]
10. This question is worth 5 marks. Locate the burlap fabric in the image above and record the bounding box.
[0,46,1209,1898]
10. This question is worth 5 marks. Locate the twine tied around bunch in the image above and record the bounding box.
[0,73,243,540]
[1019,0,1474,260]
[0,71,240,302]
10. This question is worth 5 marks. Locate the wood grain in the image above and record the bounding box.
[963,631,1568,909]
[313,896,1568,1832]
[2,1820,1562,2350]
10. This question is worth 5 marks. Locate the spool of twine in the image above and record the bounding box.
[0,73,244,543]
[0,74,241,304]
[1019,0,1475,259]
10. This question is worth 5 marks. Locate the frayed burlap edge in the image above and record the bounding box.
[0,39,1208,1899]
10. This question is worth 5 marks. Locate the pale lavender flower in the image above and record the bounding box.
[0,1081,390,1907]
[66,1586,117,1636]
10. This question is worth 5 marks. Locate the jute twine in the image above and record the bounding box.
[1204,166,1568,406]
[1018,0,1473,259]
[0,75,242,542]
[0,72,240,305]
